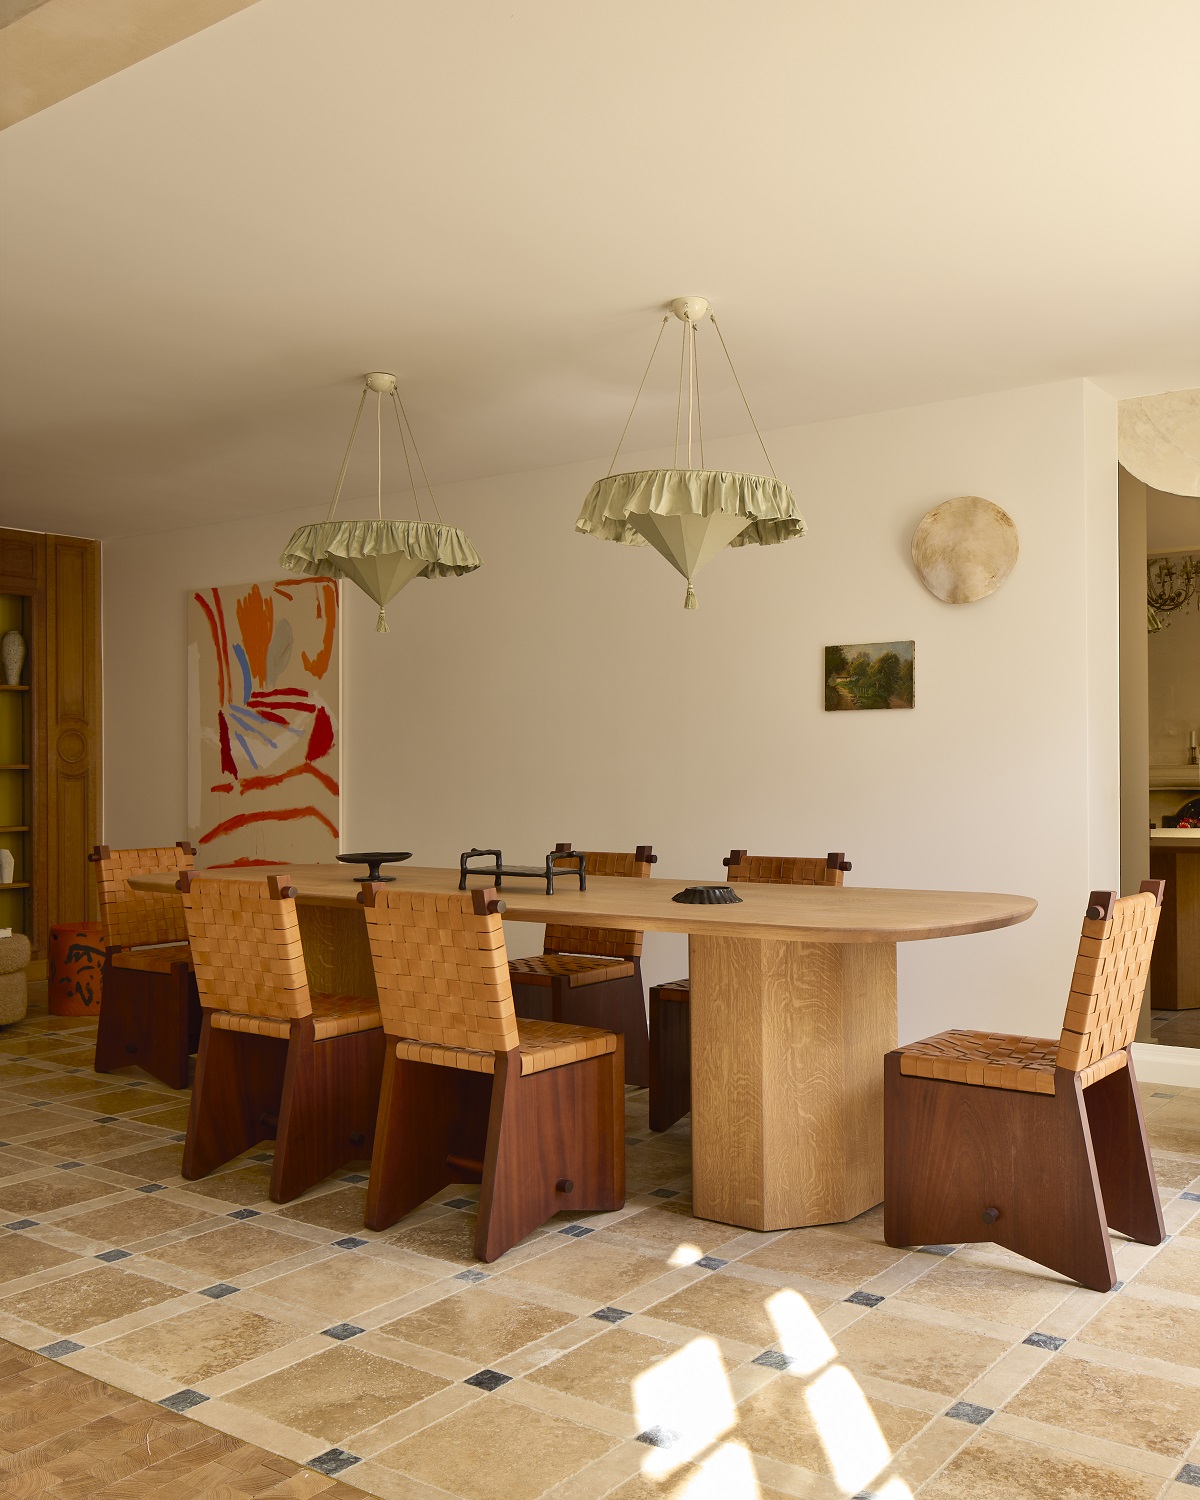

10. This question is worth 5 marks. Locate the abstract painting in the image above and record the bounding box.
[825,641,915,711]
[188,577,340,865]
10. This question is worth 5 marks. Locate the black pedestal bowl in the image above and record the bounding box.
[336,852,413,883]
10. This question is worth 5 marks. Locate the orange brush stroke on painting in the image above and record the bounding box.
[302,582,338,679]
[240,763,338,797]
[199,805,338,846]
[236,584,274,690]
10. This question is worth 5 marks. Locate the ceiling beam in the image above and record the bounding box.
[0,0,261,129]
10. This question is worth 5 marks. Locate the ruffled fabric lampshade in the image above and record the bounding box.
[576,298,806,607]
[280,374,481,632]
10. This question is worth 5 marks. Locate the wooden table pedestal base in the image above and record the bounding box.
[689,935,897,1230]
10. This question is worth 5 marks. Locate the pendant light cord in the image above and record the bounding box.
[710,312,778,479]
[607,314,669,477]
[389,390,424,523]
[674,314,687,467]
[391,388,444,524]
[325,385,369,521]
[693,316,706,468]
[376,392,383,520]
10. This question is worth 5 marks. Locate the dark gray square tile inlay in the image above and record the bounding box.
[946,1401,993,1425]
[592,1307,631,1323]
[465,1369,511,1391]
[322,1323,364,1341]
[309,1449,361,1477]
[159,1389,209,1412]
[37,1340,83,1358]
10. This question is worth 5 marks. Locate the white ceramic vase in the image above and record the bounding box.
[1,630,25,687]
[0,849,14,886]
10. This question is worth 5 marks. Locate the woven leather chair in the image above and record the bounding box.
[509,842,655,1088]
[179,873,385,1203]
[359,884,624,1261]
[648,850,852,1131]
[91,842,200,1089]
[884,882,1166,1292]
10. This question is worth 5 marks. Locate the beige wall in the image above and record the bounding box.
[101,377,1119,1044]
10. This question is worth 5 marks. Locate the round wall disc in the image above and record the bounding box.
[911,496,1018,604]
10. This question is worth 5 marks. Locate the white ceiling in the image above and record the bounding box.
[2,0,1199,539]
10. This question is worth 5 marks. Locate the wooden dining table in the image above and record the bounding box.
[130,861,1036,1231]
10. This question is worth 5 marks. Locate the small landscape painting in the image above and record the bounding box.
[825,641,915,711]
[188,577,340,864]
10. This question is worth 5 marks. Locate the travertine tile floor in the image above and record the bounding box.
[0,1339,371,1497]
[0,990,1197,1500]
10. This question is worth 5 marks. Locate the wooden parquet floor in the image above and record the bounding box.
[0,1340,369,1500]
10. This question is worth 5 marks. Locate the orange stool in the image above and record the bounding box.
[48,923,105,1015]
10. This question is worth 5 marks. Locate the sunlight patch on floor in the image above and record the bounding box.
[633,1335,737,1475]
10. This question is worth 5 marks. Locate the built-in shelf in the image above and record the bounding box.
[0,764,30,771]
[0,882,31,891]
[0,685,29,691]
[0,825,29,833]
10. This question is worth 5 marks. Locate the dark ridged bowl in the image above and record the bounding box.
[337,852,412,883]
[671,884,743,905]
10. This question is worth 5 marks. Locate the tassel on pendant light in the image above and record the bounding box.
[576,298,806,608]
[281,373,481,631]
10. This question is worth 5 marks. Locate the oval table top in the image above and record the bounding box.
[131,862,1037,945]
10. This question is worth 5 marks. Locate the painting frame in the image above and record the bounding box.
[825,640,915,712]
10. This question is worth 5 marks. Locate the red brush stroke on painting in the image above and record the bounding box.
[236,584,274,690]
[252,688,311,699]
[303,582,338,679]
[306,706,334,763]
[194,593,226,707]
[256,710,288,725]
[249,698,315,713]
[217,711,237,778]
[210,782,234,793]
[212,590,232,701]
[240,763,338,797]
[199,805,338,845]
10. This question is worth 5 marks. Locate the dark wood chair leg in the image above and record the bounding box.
[93,960,199,1091]
[364,1049,492,1232]
[271,1024,387,1204]
[182,1017,287,1181]
[475,1043,626,1263]
[884,1053,1117,1292]
[93,955,130,1076]
[559,967,649,1088]
[649,985,691,1131]
[1084,1056,1166,1247]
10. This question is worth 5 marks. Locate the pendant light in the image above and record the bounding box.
[281,373,481,632]
[576,298,806,608]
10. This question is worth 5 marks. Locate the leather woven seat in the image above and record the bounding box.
[211,992,382,1041]
[510,843,656,1087]
[885,883,1167,1293]
[395,1016,617,1076]
[507,954,635,988]
[110,942,193,974]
